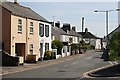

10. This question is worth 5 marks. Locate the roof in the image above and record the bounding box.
[52,27,68,35]
[108,25,120,36]
[69,30,82,37]
[78,32,100,39]
[1,2,48,22]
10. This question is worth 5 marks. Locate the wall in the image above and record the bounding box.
[26,19,40,60]
[11,15,26,56]
[2,7,11,54]
[39,21,52,58]
[60,35,69,42]
[95,39,101,50]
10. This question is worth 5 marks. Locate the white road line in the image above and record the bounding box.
[108,61,114,65]
[83,64,113,78]
[114,61,118,65]
[72,62,78,65]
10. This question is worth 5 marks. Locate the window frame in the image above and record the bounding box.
[45,25,49,37]
[18,19,22,33]
[30,44,33,54]
[30,22,33,34]
[45,43,49,51]
[39,23,44,37]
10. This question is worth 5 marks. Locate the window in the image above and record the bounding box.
[45,43,49,51]
[30,44,33,54]
[30,22,33,34]
[45,25,49,37]
[67,46,69,52]
[18,19,22,33]
[39,23,44,37]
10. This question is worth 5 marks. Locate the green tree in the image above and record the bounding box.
[108,32,120,60]
[52,40,64,55]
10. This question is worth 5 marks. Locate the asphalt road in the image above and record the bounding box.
[2,50,117,80]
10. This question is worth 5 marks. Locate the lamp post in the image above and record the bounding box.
[94,9,120,46]
[94,9,120,61]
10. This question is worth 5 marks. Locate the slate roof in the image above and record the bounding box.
[78,32,100,39]
[69,30,82,37]
[108,25,120,36]
[1,2,48,22]
[52,27,68,35]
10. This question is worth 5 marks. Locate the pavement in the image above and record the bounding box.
[1,52,87,76]
[88,63,120,77]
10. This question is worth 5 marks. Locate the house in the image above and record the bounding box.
[107,25,120,40]
[52,21,70,57]
[39,21,52,60]
[61,23,82,55]
[78,28,102,50]
[1,1,50,62]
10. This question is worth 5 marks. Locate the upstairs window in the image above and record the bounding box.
[30,22,33,34]
[18,19,22,33]
[39,23,44,37]
[45,25,49,37]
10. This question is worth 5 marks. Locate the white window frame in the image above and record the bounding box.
[30,22,33,34]
[18,19,22,33]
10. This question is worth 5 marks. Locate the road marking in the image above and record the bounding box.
[108,61,118,65]
[83,64,113,78]
[108,61,114,65]
[114,61,118,65]
[72,62,78,65]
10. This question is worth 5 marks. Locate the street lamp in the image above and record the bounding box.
[94,9,120,47]
[94,9,120,61]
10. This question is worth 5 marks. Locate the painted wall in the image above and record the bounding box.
[11,15,26,56]
[39,21,52,58]
[95,39,102,50]
[26,19,40,60]
[2,7,11,54]
[11,15,40,61]
[60,35,69,42]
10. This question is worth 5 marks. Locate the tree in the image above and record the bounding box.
[108,32,120,60]
[52,40,64,55]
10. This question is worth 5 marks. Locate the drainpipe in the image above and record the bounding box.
[25,17,28,61]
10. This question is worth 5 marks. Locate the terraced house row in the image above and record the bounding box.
[1,1,102,65]
[1,1,52,63]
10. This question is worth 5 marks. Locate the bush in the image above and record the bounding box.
[44,50,53,60]
[52,40,64,55]
[109,52,120,61]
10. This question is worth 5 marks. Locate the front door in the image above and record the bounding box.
[40,43,43,59]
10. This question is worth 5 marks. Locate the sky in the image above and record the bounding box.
[6,0,119,38]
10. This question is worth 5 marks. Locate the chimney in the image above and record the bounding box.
[72,26,76,31]
[51,22,54,27]
[85,28,88,33]
[62,23,71,32]
[14,0,19,4]
[55,21,60,28]
[82,17,84,32]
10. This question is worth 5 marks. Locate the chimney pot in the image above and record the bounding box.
[14,0,19,4]
[72,26,76,31]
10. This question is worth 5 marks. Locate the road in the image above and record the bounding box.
[2,50,119,80]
